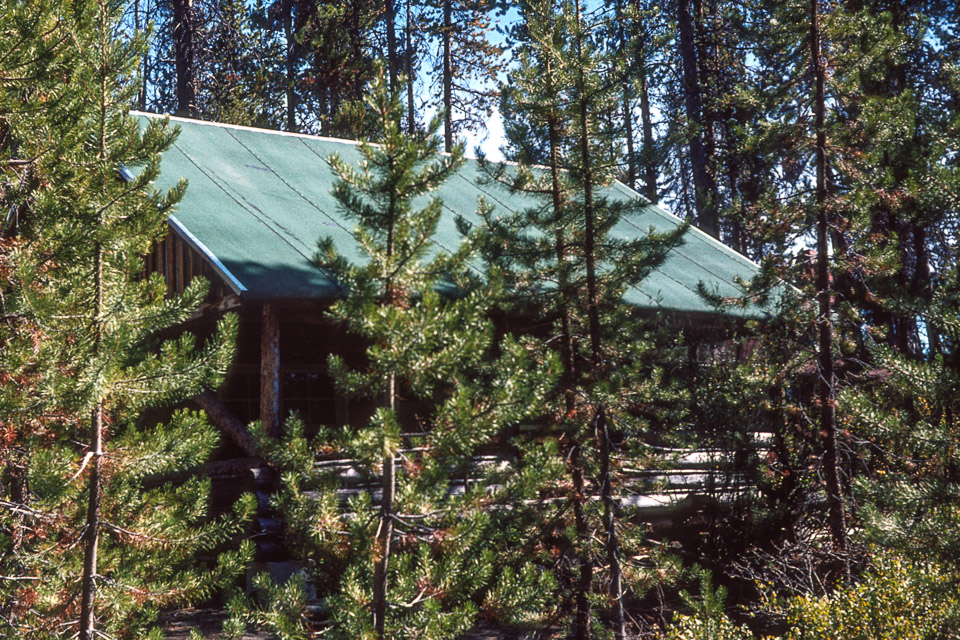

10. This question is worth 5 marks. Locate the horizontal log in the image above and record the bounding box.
[142,457,264,488]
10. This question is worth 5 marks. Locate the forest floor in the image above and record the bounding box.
[162,609,267,640]
[161,607,534,639]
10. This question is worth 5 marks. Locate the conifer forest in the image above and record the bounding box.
[2,0,960,638]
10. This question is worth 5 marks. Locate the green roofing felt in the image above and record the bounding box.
[139,112,775,318]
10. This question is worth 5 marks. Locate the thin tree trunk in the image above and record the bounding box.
[173,0,196,117]
[372,373,396,639]
[723,118,746,254]
[615,0,636,189]
[79,246,105,640]
[637,42,658,203]
[542,47,592,639]
[350,3,364,102]
[811,0,848,569]
[546,61,573,386]
[575,1,624,636]
[78,404,103,640]
[580,94,625,640]
[135,0,146,111]
[631,1,659,203]
[570,442,593,640]
[677,0,716,236]
[80,13,111,633]
[598,407,625,639]
[385,0,399,90]
[693,0,717,198]
[284,0,297,132]
[442,0,453,152]
[573,8,599,637]
[372,202,398,639]
[405,0,415,134]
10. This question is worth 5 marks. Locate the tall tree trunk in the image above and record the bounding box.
[173,0,196,117]
[283,0,297,132]
[135,0,146,111]
[693,0,717,196]
[546,61,573,388]
[676,0,716,236]
[598,407,625,639]
[372,373,396,639]
[442,0,453,152]
[811,0,848,568]
[637,39,658,203]
[723,118,746,254]
[631,0,658,202]
[405,0,415,134]
[78,403,103,640]
[79,238,105,640]
[570,443,593,640]
[575,2,624,637]
[542,46,592,639]
[385,0,399,91]
[350,2,364,102]
[372,208,398,639]
[615,0,636,189]
[80,16,111,634]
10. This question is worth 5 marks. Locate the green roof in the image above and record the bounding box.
[140,112,772,318]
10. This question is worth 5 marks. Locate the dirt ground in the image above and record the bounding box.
[161,608,539,639]
[161,608,269,640]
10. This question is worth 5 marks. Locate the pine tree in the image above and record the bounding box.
[295,0,380,137]
[232,63,554,640]
[421,0,506,150]
[843,265,960,614]
[0,1,250,637]
[202,0,286,128]
[480,2,687,636]
[829,0,960,607]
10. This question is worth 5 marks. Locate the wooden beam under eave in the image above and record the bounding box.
[260,303,281,439]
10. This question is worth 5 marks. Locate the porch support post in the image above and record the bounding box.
[260,303,281,438]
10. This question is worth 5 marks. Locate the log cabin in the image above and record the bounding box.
[134,112,781,556]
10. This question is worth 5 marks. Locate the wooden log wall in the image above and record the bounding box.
[143,224,235,302]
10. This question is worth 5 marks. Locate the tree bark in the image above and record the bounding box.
[78,404,103,640]
[260,303,281,439]
[372,374,396,639]
[385,0,399,91]
[677,0,716,236]
[405,0,415,134]
[283,0,297,132]
[544,60,592,639]
[571,442,593,640]
[135,0,146,111]
[615,0,636,190]
[576,1,624,636]
[637,40,658,203]
[80,26,111,633]
[442,0,453,152]
[172,0,197,117]
[79,239,105,640]
[372,203,398,639]
[811,0,848,568]
[631,1,659,203]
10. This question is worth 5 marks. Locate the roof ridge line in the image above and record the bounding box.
[131,110,371,149]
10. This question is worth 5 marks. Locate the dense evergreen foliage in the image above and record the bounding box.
[0,1,250,639]
[1,0,959,637]
[229,67,555,640]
